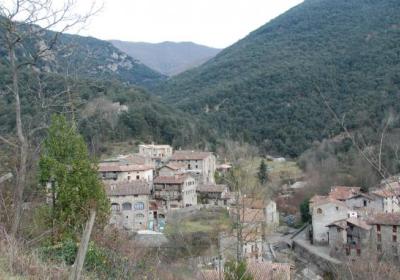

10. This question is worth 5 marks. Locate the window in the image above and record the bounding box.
[317,208,323,214]
[111,203,120,211]
[377,244,382,252]
[377,225,381,232]
[357,248,361,256]
[377,233,382,242]
[134,202,145,210]
[393,225,397,233]
[122,202,132,211]
[127,176,131,181]
[335,206,339,211]
[363,200,367,207]
[136,213,145,219]
[136,175,140,180]
[393,235,397,243]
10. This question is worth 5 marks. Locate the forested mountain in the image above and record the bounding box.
[156,0,400,156]
[0,19,208,154]
[110,40,221,76]
[0,62,209,154]
[0,18,165,88]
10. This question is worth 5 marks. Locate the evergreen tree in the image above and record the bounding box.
[39,115,109,241]
[257,159,268,185]
[300,198,311,223]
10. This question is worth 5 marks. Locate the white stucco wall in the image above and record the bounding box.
[312,202,348,245]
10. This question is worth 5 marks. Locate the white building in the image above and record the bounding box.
[310,196,350,245]
[169,150,216,184]
[105,181,152,231]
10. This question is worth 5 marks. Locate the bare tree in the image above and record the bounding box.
[0,0,99,237]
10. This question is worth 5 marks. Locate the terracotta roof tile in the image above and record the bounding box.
[329,186,361,200]
[98,162,153,172]
[368,213,400,226]
[153,175,191,184]
[104,181,151,196]
[372,182,400,198]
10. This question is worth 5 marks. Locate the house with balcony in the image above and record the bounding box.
[153,174,197,210]
[197,184,229,206]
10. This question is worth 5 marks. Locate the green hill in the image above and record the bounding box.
[156,0,400,156]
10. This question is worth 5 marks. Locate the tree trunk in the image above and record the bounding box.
[8,36,29,238]
[69,209,96,280]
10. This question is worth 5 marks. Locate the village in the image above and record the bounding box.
[91,143,400,279]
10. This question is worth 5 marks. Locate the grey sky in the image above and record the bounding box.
[75,0,303,48]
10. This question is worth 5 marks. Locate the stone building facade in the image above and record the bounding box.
[99,162,153,182]
[169,150,216,184]
[153,174,197,210]
[105,181,152,231]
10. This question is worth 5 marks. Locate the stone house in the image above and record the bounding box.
[138,144,173,166]
[158,162,186,177]
[329,186,376,211]
[197,184,229,206]
[153,174,197,210]
[370,182,400,213]
[327,218,371,258]
[105,181,151,232]
[310,196,350,245]
[242,198,279,229]
[169,150,216,184]
[98,162,153,182]
[368,212,400,261]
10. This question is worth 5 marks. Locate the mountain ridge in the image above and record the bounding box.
[110,40,221,76]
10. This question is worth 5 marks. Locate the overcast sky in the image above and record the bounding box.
[72,0,303,49]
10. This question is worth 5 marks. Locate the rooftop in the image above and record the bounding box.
[197,184,227,193]
[170,150,213,160]
[163,162,186,170]
[310,196,349,209]
[372,182,400,198]
[329,186,362,200]
[139,144,172,149]
[104,181,151,196]
[98,162,153,172]
[368,213,400,226]
[153,174,192,184]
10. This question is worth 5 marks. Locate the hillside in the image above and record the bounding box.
[0,19,165,88]
[156,0,400,156]
[110,40,221,76]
